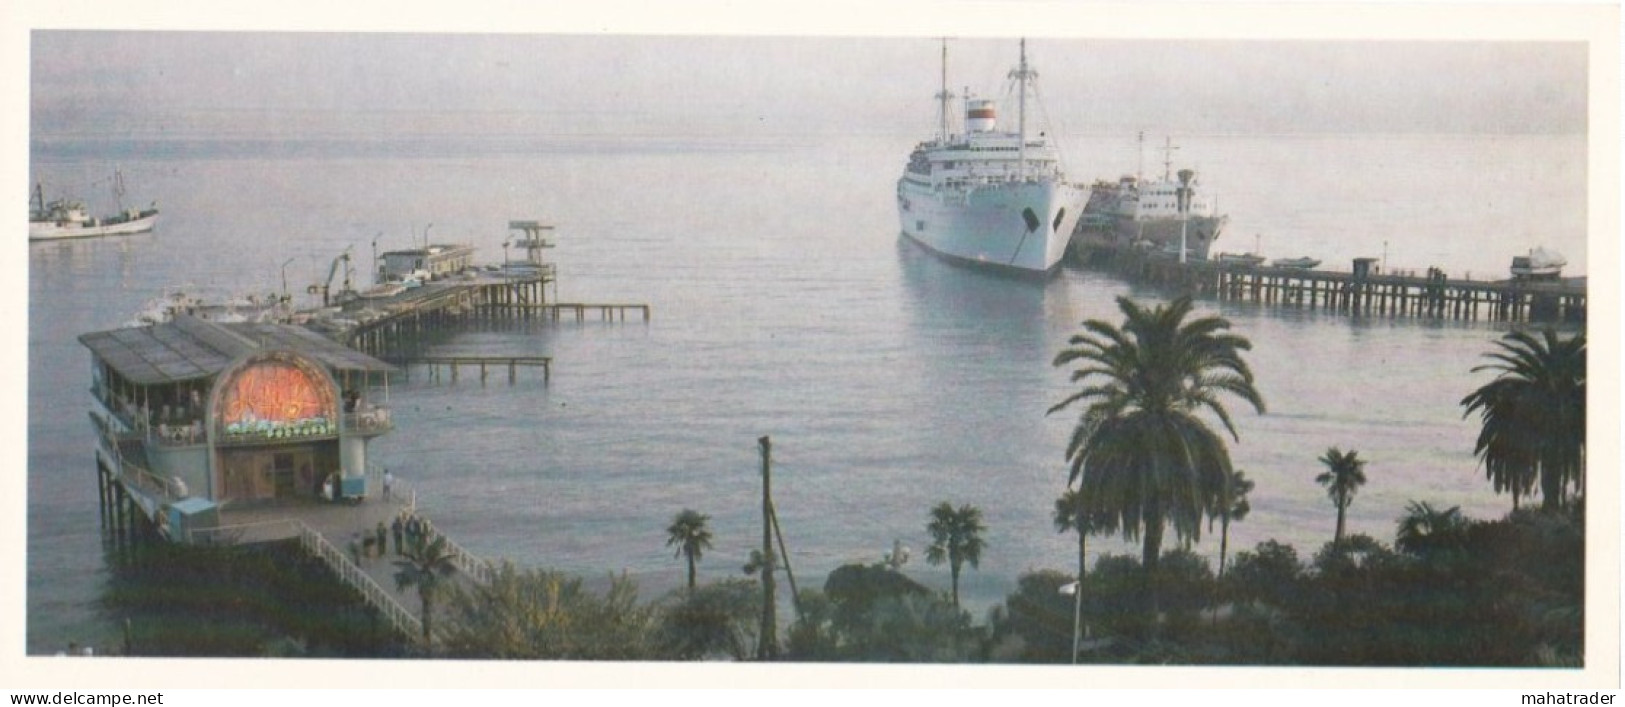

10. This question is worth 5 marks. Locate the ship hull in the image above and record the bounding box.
[1074,213,1227,261]
[897,179,1088,273]
[29,211,159,241]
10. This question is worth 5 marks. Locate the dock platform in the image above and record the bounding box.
[1089,247,1585,323]
[315,273,650,359]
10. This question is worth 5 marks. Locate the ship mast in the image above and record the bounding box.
[1137,131,1145,183]
[935,39,954,143]
[1009,39,1035,180]
[1162,137,1178,181]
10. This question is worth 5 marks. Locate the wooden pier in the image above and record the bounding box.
[95,437,489,649]
[1092,248,1585,324]
[392,355,553,385]
[333,273,650,359]
[483,302,652,323]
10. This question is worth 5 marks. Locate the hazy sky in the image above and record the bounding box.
[31,32,1587,142]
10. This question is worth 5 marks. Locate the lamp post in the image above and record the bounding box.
[1176,169,1195,265]
[1059,579,1082,664]
[280,257,295,304]
[423,222,434,249]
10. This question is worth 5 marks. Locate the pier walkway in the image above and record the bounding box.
[1088,247,1586,323]
[327,275,651,359]
[388,355,553,385]
[110,460,497,650]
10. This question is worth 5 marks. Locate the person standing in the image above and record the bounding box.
[391,515,404,555]
[375,522,388,558]
[382,468,394,502]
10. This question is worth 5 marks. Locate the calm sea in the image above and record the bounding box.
[26,130,1587,654]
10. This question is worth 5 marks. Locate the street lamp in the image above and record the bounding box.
[1059,579,1082,664]
[423,222,434,249]
[1176,169,1195,265]
[280,257,295,304]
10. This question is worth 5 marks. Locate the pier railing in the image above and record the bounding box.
[342,407,395,435]
[293,521,428,645]
[365,463,495,585]
[435,528,497,586]
[90,411,182,504]
[1090,247,1585,324]
[187,517,431,646]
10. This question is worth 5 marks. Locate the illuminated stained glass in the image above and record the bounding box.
[216,357,337,439]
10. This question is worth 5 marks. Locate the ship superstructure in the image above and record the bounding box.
[896,40,1088,274]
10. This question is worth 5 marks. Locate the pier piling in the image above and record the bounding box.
[1086,247,1583,324]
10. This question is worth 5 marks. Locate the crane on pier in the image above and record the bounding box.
[308,246,356,307]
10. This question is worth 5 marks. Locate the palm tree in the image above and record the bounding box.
[1315,447,1367,547]
[1207,469,1253,578]
[924,502,987,609]
[393,532,458,652]
[1460,329,1586,511]
[1048,295,1265,618]
[665,509,714,591]
[1394,500,1470,561]
[1053,488,1114,588]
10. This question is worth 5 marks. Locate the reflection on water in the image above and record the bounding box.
[28,132,1578,654]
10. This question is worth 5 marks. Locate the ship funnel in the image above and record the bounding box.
[966,99,997,133]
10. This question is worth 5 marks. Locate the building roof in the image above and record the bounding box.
[380,244,475,258]
[78,315,396,386]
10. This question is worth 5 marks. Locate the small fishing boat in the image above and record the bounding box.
[1271,257,1322,270]
[1509,248,1565,280]
[1217,252,1266,267]
[29,170,159,241]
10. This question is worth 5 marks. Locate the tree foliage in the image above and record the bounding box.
[1461,328,1586,510]
[392,533,458,652]
[665,509,714,591]
[1048,295,1264,618]
[442,563,654,660]
[925,502,987,608]
[1315,447,1368,546]
[655,578,762,661]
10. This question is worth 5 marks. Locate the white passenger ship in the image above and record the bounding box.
[896,40,1088,274]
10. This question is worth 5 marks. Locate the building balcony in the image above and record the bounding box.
[343,407,394,436]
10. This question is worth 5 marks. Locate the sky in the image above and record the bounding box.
[29,32,1589,144]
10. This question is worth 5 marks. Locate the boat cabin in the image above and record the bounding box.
[79,315,397,516]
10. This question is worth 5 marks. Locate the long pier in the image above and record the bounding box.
[1092,248,1585,323]
[326,272,650,359]
[392,355,553,385]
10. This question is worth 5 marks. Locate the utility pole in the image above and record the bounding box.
[770,500,801,621]
[757,436,778,660]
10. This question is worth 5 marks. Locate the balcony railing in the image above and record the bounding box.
[344,407,394,435]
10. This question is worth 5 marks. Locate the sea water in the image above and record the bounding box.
[25,130,1587,654]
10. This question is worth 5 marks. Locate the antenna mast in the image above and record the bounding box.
[935,39,954,142]
[1009,39,1035,180]
[1137,131,1145,183]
